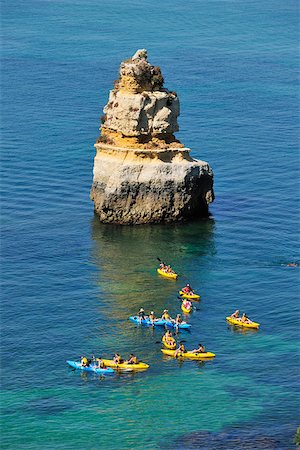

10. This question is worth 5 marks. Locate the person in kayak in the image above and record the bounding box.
[113,353,122,364]
[175,314,183,325]
[166,265,175,274]
[190,343,205,354]
[182,284,193,294]
[174,342,185,358]
[163,330,176,346]
[161,309,171,321]
[159,262,167,271]
[125,354,138,364]
[138,308,147,323]
[149,311,157,324]
[241,313,253,324]
[230,309,240,319]
[81,356,88,367]
[182,299,192,310]
[96,357,107,369]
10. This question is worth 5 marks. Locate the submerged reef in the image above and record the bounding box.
[90,49,214,224]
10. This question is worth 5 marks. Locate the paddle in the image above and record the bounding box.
[157,257,166,265]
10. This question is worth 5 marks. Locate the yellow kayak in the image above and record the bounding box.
[161,349,216,359]
[157,268,178,280]
[162,335,176,350]
[101,359,149,371]
[179,290,200,300]
[181,302,192,314]
[226,317,260,329]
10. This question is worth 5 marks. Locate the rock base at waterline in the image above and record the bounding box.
[90,145,214,224]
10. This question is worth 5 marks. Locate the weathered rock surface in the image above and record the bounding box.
[90,50,214,224]
[103,89,179,137]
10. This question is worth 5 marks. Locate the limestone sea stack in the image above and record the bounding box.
[90,49,214,224]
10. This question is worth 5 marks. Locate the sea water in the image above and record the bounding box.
[1,0,299,448]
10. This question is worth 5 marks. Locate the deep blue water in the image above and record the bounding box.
[1,0,299,448]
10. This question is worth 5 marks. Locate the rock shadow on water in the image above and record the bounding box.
[89,216,216,309]
[23,396,75,416]
[159,425,295,449]
[90,216,216,267]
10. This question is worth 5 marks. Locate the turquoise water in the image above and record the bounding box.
[1,0,299,448]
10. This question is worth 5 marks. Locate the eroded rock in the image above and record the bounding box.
[90,50,214,224]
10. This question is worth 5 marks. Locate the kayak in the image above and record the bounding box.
[179,290,200,300]
[161,349,216,359]
[164,320,192,330]
[101,359,149,371]
[226,316,260,329]
[66,360,115,375]
[181,302,192,314]
[157,268,178,280]
[162,335,176,350]
[129,316,166,327]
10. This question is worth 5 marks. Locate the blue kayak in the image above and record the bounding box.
[66,360,114,375]
[164,321,192,330]
[129,316,166,327]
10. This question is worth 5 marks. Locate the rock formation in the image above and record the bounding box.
[90,49,214,224]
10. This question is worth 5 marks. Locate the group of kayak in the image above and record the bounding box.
[130,307,191,328]
[68,260,261,376]
[67,353,150,374]
[158,262,260,330]
[157,263,215,359]
[161,330,215,359]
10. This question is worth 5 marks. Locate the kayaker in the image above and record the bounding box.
[175,314,183,325]
[96,357,106,369]
[166,265,175,274]
[241,313,253,324]
[190,343,205,354]
[182,284,193,294]
[81,356,88,367]
[113,353,121,364]
[174,342,185,358]
[182,299,192,310]
[126,354,138,364]
[161,309,171,321]
[138,308,147,323]
[163,330,175,345]
[163,330,172,340]
[230,309,240,319]
[159,262,166,271]
[149,311,157,324]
